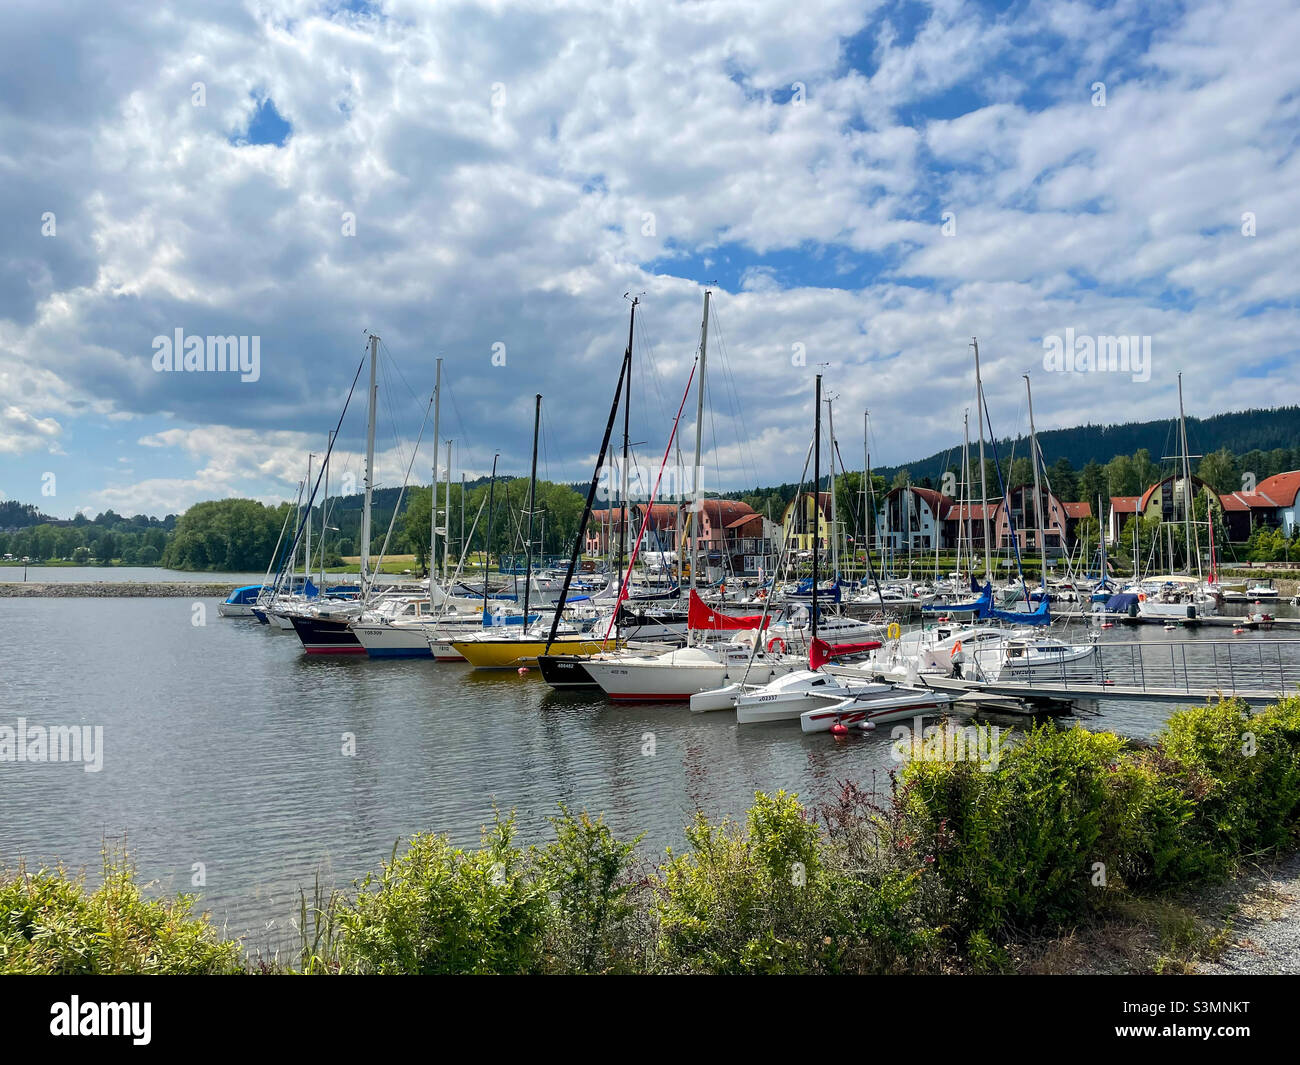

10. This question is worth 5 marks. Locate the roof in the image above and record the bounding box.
[696,499,755,524]
[1217,493,1249,512]
[884,485,952,518]
[589,504,680,527]
[1253,471,1300,507]
[1062,501,1093,518]
[724,513,763,530]
[944,502,999,521]
[1109,496,1140,513]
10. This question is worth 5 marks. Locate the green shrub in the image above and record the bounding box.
[898,725,1131,937]
[336,814,550,975]
[1158,697,1300,868]
[0,852,242,975]
[535,806,644,974]
[655,790,834,974]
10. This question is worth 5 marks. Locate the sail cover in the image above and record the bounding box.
[809,638,884,671]
[687,590,771,631]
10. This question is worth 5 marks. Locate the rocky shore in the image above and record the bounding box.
[0,582,239,598]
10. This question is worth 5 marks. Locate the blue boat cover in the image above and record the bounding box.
[987,597,1051,625]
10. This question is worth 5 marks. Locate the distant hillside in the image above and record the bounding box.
[873,406,1300,484]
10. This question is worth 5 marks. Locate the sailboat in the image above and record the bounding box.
[576,291,809,701]
[451,305,648,670]
[290,334,387,653]
[1137,373,1221,620]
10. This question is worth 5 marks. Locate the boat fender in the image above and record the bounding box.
[767,636,786,654]
[517,667,529,675]
[830,721,849,737]
[858,720,876,731]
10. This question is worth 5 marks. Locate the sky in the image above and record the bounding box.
[1,0,1297,519]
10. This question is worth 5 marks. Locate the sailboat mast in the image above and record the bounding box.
[523,395,541,626]
[1178,372,1199,578]
[304,453,314,590]
[430,357,441,584]
[1025,374,1047,589]
[812,373,821,643]
[617,297,637,609]
[827,394,838,580]
[443,440,452,582]
[482,454,499,620]
[962,410,972,580]
[1133,501,1139,581]
[360,334,379,592]
[545,334,632,652]
[321,432,331,590]
[972,338,991,578]
[862,410,869,580]
[690,290,710,603]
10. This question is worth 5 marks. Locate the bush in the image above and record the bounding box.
[1157,697,1300,868]
[535,806,644,974]
[897,725,1130,937]
[0,852,242,975]
[655,790,833,974]
[335,814,549,975]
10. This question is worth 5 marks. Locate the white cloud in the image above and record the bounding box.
[0,0,1296,515]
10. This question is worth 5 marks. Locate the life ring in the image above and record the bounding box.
[766,636,786,654]
[1138,593,1146,602]
[886,622,901,641]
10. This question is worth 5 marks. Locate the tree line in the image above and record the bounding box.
[4,438,1297,570]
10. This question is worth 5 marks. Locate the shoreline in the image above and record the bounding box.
[0,582,241,598]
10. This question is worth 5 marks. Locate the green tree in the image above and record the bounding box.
[1196,447,1238,495]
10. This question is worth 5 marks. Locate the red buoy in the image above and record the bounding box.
[517,667,529,675]
[830,722,849,737]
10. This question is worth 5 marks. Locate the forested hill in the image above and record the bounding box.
[872,406,1300,485]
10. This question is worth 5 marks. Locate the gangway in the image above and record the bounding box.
[924,638,1300,708]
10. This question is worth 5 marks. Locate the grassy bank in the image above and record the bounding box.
[5,697,1300,975]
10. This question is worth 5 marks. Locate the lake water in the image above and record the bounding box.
[2,594,1298,956]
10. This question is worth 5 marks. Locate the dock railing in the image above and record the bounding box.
[969,638,1300,699]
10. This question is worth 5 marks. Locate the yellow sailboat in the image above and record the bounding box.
[450,632,620,669]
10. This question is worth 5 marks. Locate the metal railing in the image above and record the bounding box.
[969,639,1300,697]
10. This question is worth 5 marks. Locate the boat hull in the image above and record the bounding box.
[290,614,365,654]
[586,654,791,703]
[536,655,599,688]
[217,602,258,617]
[351,623,434,658]
[450,637,619,669]
[800,693,954,732]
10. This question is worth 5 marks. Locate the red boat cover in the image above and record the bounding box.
[687,590,771,631]
[809,638,884,671]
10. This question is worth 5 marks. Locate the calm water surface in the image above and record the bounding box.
[1,595,1297,952]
